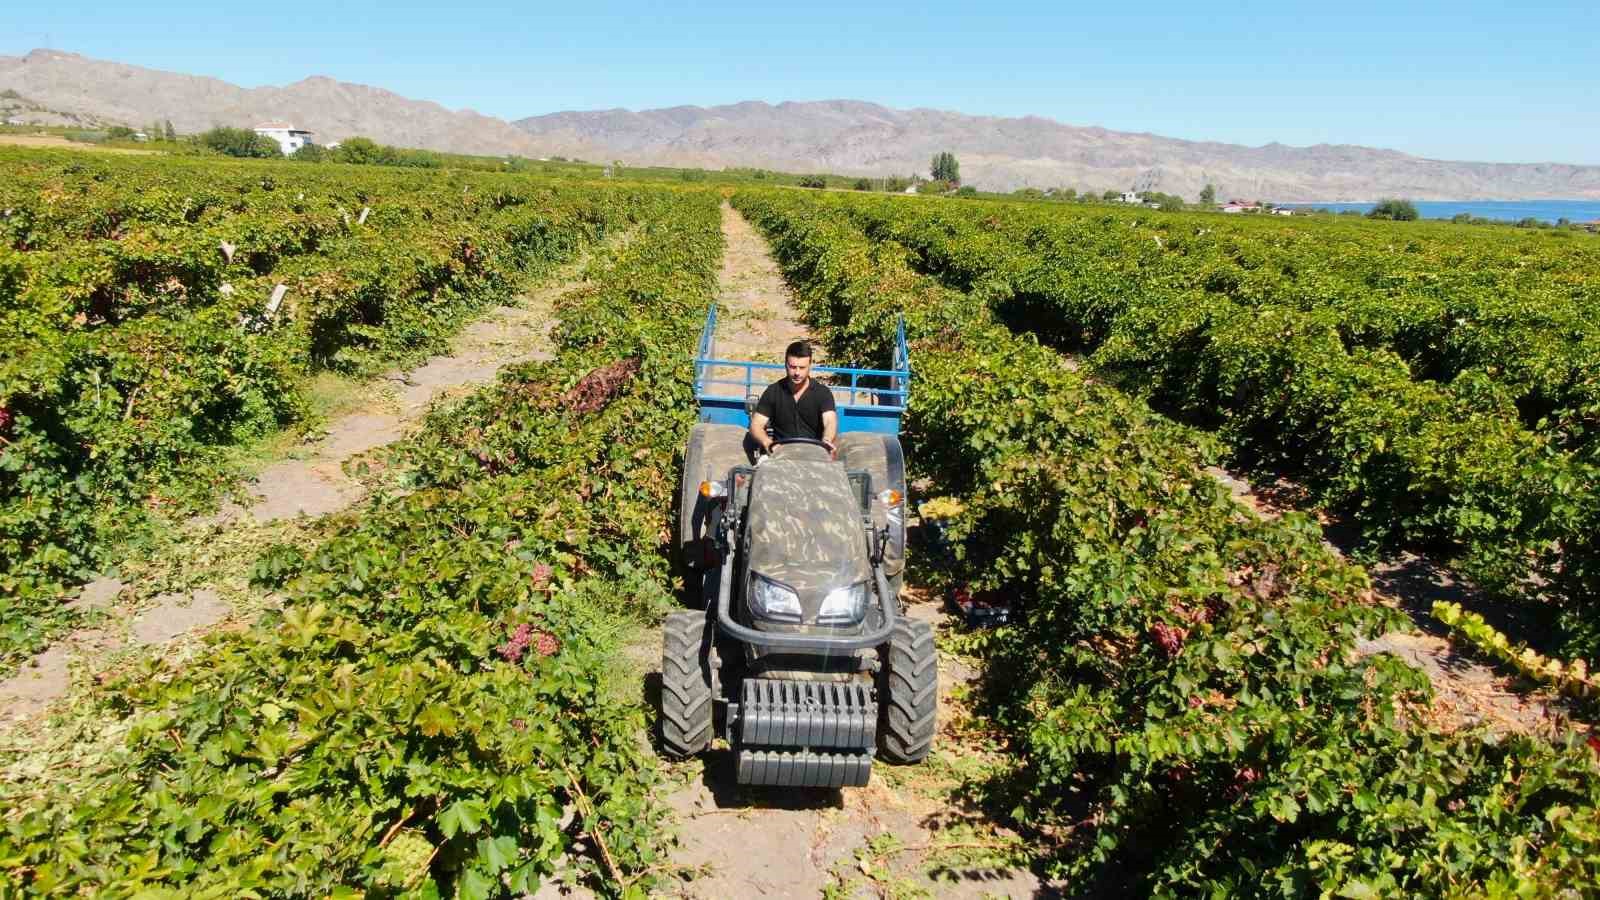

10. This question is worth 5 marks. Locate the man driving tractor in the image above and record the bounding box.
[749,340,838,455]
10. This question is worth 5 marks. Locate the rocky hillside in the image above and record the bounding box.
[0,50,543,157]
[5,48,1597,200]
[515,100,1600,200]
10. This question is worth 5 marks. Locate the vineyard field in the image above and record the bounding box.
[755,189,1600,663]
[2,142,1598,897]
[1,149,723,894]
[734,188,1600,895]
[0,149,678,670]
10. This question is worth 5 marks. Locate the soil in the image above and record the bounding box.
[0,133,159,154]
[0,253,595,731]
[623,205,1050,898]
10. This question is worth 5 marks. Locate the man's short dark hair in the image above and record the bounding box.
[785,340,813,361]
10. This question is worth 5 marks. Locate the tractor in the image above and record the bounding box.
[660,307,936,788]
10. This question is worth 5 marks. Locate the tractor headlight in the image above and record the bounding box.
[818,582,869,625]
[749,575,802,623]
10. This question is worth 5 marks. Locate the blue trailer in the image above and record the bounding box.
[691,304,911,435]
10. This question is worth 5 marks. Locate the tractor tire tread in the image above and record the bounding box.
[660,611,714,759]
[878,618,937,764]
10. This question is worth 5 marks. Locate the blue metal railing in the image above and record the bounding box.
[693,305,910,435]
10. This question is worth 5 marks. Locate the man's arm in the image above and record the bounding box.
[749,411,775,454]
[821,409,839,451]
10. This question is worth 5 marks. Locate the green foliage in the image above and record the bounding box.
[0,150,663,669]
[195,126,283,158]
[798,174,827,189]
[0,185,724,897]
[853,177,873,191]
[930,151,960,184]
[331,136,442,168]
[954,186,977,197]
[1139,190,1185,211]
[1199,183,1216,205]
[1367,198,1419,221]
[732,187,1600,895]
[767,188,1600,661]
[287,142,330,162]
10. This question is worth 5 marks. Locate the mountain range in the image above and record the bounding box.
[4,48,1598,201]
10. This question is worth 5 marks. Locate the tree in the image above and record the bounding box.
[195,126,280,158]
[1059,187,1077,202]
[1102,189,1120,201]
[333,137,384,165]
[1367,198,1419,221]
[853,177,873,191]
[930,151,960,184]
[955,185,978,197]
[1199,183,1216,205]
[289,143,329,162]
[798,175,826,189]
[163,120,176,141]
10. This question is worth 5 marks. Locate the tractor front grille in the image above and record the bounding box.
[738,678,877,751]
[736,749,872,788]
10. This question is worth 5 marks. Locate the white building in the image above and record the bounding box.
[253,122,315,155]
[1119,191,1142,203]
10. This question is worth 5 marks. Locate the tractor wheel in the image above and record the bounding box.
[660,610,715,758]
[877,618,937,764]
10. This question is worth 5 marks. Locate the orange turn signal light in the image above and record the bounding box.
[878,489,904,506]
[700,480,728,499]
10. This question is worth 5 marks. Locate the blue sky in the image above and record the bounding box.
[4,1,1596,164]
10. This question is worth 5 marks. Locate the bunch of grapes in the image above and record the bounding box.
[0,404,12,433]
[535,631,559,657]
[531,563,554,589]
[1225,766,1261,800]
[499,623,534,662]
[563,357,642,414]
[498,622,559,662]
[374,829,434,889]
[1150,622,1189,658]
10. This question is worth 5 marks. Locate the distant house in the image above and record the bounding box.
[1222,199,1262,213]
[131,132,149,142]
[1119,191,1142,204]
[253,122,315,155]
[1272,207,1293,216]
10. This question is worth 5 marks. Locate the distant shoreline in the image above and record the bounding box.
[1275,199,1600,225]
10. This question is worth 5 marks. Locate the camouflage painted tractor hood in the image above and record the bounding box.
[746,444,870,621]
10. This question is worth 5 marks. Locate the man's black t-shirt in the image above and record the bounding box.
[755,377,836,441]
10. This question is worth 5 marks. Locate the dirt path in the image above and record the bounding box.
[622,205,1048,899]
[0,134,160,154]
[0,250,601,732]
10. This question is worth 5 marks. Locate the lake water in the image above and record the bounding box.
[1277,200,1600,224]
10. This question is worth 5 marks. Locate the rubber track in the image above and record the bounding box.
[660,610,714,758]
[878,618,937,763]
